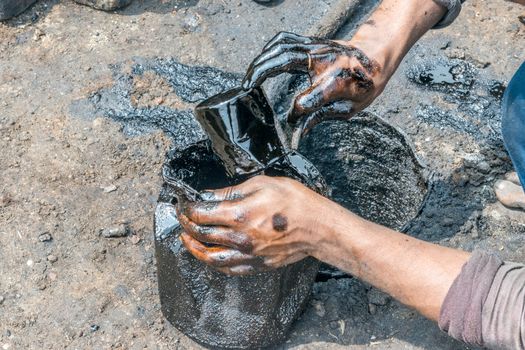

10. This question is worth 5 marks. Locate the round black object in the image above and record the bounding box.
[155,141,327,349]
[299,112,429,232]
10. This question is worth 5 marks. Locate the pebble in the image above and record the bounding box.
[0,295,4,304]
[0,194,11,207]
[47,255,58,263]
[181,12,201,33]
[101,184,117,193]
[100,224,128,238]
[38,232,53,242]
[90,324,100,332]
[313,301,326,318]
[48,272,57,281]
[130,235,141,245]
[26,259,34,267]
[367,288,390,306]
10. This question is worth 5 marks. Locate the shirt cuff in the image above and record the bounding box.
[432,0,465,29]
[438,250,503,347]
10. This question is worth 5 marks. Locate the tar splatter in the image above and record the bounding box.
[406,58,476,98]
[402,55,512,243]
[407,57,506,144]
[70,57,241,151]
[272,213,288,232]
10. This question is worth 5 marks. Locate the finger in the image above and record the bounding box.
[263,31,312,51]
[200,184,247,202]
[288,78,333,125]
[301,100,355,136]
[250,43,323,71]
[178,213,253,251]
[181,233,262,268]
[179,199,246,227]
[243,51,309,89]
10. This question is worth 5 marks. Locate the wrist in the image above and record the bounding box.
[343,0,447,89]
[309,205,368,270]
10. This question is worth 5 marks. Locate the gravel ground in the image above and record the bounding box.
[0,0,524,349]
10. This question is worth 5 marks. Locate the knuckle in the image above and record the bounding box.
[233,209,248,224]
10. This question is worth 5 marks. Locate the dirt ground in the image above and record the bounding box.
[0,0,524,349]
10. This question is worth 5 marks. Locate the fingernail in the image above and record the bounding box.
[200,191,216,201]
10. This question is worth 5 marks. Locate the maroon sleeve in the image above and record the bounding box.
[438,250,503,346]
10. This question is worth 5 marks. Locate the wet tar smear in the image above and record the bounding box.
[406,58,506,144]
[71,57,241,150]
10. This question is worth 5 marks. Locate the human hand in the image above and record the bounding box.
[177,175,344,274]
[242,32,388,134]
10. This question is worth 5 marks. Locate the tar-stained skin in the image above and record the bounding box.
[155,139,327,349]
[272,213,288,232]
[243,31,381,135]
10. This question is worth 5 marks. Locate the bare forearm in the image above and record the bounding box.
[347,0,447,83]
[314,209,470,321]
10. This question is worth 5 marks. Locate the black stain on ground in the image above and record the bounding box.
[70,57,241,150]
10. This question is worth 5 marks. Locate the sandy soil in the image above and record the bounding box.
[0,0,524,349]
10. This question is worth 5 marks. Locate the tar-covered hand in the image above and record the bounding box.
[242,32,386,134]
[177,175,343,275]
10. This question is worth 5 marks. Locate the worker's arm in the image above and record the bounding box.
[178,176,525,350]
[242,0,447,133]
[177,176,469,321]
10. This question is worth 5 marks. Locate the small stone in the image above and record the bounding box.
[34,276,47,290]
[26,259,34,267]
[181,12,201,33]
[17,132,31,141]
[313,301,325,318]
[38,232,53,242]
[0,194,11,207]
[32,29,44,41]
[442,217,455,227]
[0,295,4,304]
[92,117,105,128]
[367,288,390,306]
[130,235,141,245]
[368,303,377,315]
[90,324,100,332]
[47,255,58,263]
[100,224,128,238]
[471,227,480,239]
[48,272,57,281]
[101,184,117,193]
[477,161,491,174]
[74,0,132,11]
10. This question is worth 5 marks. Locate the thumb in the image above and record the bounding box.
[301,99,355,136]
[200,176,263,201]
[288,78,333,126]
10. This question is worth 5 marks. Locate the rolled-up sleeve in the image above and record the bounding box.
[432,0,465,28]
[439,250,525,350]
